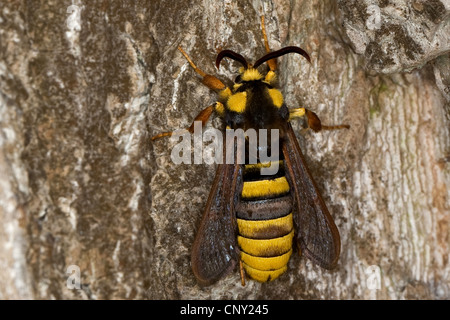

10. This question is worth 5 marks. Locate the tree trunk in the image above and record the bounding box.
[0,0,448,299]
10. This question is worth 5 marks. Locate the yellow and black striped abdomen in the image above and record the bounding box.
[236,162,294,282]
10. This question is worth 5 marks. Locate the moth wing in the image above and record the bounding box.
[282,122,340,269]
[191,162,242,285]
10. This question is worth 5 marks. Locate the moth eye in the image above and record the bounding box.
[234,75,242,83]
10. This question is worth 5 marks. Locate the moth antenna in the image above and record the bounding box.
[216,50,249,70]
[253,46,311,69]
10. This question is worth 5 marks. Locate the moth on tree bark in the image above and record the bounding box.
[0,0,448,299]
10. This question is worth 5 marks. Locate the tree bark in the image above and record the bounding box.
[0,0,448,299]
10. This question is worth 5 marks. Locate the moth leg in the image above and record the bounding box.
[153,46,230,141]
[289,107,350,133]
[239,260,246,286]
[178,46,230,95]
[260,15,277,72]
[151,103,221,141]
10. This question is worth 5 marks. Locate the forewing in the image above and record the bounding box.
[191,162,242,285]
[282,123,340,269]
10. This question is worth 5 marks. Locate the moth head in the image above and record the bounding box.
[216,46,311,86]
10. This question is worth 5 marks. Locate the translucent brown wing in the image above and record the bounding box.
[282,122,340,269]
[191,159,242,285]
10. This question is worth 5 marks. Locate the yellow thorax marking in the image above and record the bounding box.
[215,102,225,116]
[264,70,276,84]
[219,87,232,99]
[241,68,263,81]
[233,83,243,91]
[267,88,283,108]
[227,91,247,113]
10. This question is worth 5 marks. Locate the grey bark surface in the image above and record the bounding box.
[0,0,449,299]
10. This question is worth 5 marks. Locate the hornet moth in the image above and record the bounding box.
[152,16,349,286]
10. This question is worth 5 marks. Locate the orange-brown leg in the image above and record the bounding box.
[239,260,246,286]
[305,109,350,132]
[151,104,215,141]
[178,46,227,91]
[152,46,231,141]
[289,107,350,132]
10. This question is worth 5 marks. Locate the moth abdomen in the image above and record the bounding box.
[236,161,294,282]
